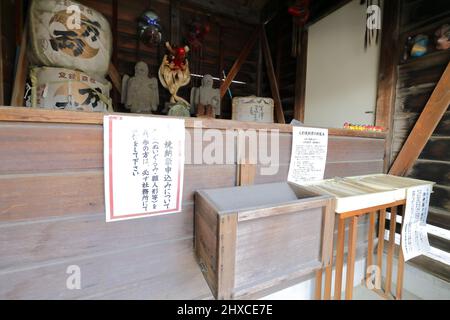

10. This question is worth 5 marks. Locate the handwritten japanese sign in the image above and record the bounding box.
[288,126,328,185]
[104,115,185,222]
[401,184,432,261]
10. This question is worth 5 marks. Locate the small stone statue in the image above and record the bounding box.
[190,74,220,117]
[121,61,159,113]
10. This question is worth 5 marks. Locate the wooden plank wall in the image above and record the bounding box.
[77,0,259,117]
[390,0,450,229]
[0,118,385,299]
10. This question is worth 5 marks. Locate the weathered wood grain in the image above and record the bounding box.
[0,238,211,300]
[408,160,450,185]
[0,204,194,271]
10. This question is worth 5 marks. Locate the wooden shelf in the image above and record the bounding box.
[0,106,387,138]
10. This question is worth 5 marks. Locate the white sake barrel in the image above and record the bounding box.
[31,66,112,112]
[29,0,112,78]
[232,96,274,123]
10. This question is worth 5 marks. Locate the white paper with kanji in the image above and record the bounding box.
[287,126,328,185]
[401,184,432,261]
[104,115,185,222]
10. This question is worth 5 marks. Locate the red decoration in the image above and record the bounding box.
[165,42,189,71]
[288,0,310,26]
[186,19,211,49]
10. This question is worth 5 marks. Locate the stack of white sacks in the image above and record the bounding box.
[28,0,112,112]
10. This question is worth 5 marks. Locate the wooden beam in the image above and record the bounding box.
[11,27,27,107]
[170,0,180,45]
[112,0,118,66]
[220,27,259,99]
[389,62,450,176]
[375,0,400,172]
[293,29,308,122]
[256,38,263,96]
[108,63,122,96]
[237,163,256,186]
[0,2,4,106]
[261,26,285,124]
[15,0,23,46]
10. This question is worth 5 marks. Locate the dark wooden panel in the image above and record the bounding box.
[418,138,450,162]
[408,161,450,185]
[397,88,434,114]
[0,238,212,300]
[434,111,450,136]
[428,207,450,230]
[400,0,450,33]
[0,204,194,271]
[429,185,450,213]
[398,51,450,89]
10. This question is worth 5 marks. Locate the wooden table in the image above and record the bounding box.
[305,174,434,300]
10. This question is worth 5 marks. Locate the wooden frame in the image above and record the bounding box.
[316,200,406,300]
[194,183,335,299]
[0,106,386,138]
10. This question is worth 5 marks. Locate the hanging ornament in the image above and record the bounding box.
[138,10,162,46]
[288,0,310,57]
[186,18,211,49]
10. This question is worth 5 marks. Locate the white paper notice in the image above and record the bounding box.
[287,126,328,185]
[401,184,432,261]
[104,115,185,222]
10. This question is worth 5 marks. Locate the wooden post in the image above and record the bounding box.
[0,2,4,106]
[293,29,308,122]
[170,0,180,45]
[11,27,27,107]
[315,269,323,300]
[377,209,386,280]
[389,62,450,176]
[375,0,400,172]
[112,0,118,66]
[334,217,346,299]
[237,163,256,186]
[216,213,238,300]
[220,28,259,99]
[256,38,263,97]
[385,206,397,294]
[260,25,285,124]
[366,211,376,281]
[345,216,358,300]
[108,63,122,96]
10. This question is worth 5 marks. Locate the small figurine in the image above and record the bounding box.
[121,61,159,113]
[158,42,191,108]
[435,24,450,50]
[410,34,429,58]
[190,74,220,117]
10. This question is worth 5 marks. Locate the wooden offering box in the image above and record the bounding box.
[194,182,335,299]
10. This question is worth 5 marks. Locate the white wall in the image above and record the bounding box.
[304,0,381,128]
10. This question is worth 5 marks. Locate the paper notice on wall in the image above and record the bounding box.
[104,115,185,222]
[401,184,432,261]
[287,126,328,185]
